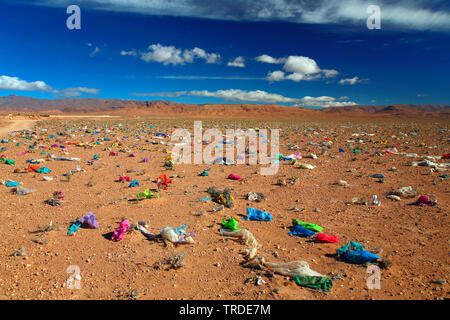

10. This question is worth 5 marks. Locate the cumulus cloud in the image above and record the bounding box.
[339,76,362,85]
[0,75,52,91]
[227,56,245,67]
[122,44,220,66]
[0,75,99,97]
[255,54,285,64]
[34,0,450,31]
[258,54,339,82]
[133,88,358,107]
[267,70,285,82]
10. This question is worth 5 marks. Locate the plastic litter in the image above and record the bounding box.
[129,180,140,188]
[221,217,240,231]
[228,173,242,181]
[156,174,172,190]
[50,155,80,161]
[79,212,99,229]
[136,189,160,200]
[292,275,333,291]
[246,207,273,221]
[14,186,35,195]
[247,192,264,202]
[5,181,20,187]
[199,170,209,176]
[389,186,417,198]
[342,250,381,264]
[316,233,339,243]
[372,195,381,206]
[67,221,82,236]
[207,187,234,208]
[261,259,324,277]
[289,224,315,237]
[160,224,195,244]
[292,218,323,232]
[298,163,316,169]
[413,195,437,206]
[336,241,365,256]
[111,220,130,241]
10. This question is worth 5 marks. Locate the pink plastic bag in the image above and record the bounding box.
[228,174,242,181]
[111,220,130,241]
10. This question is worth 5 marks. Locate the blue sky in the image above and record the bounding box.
[1,0,449,107]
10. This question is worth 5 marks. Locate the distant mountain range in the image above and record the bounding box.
[0,95,448,119]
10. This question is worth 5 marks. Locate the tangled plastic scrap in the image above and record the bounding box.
[219,226,332,291]
[219,228,260,260]
[14,186,35,196]
[160,223,195,245]
[207,187,234,208]
[247,192,264,202]
[156,174,172,190]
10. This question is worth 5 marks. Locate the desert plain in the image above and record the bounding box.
[0,112,448,300]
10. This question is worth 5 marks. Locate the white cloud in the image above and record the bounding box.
[123,44,221,66]
[227,56,245,67]
[267,70,285,82]
[55,87,101,97]
[257,54,339,82]
[255,54,285,64]
[0,75,99,97]
[90,46,100,57]
[283,56,320,74]
[156,75,264,80]
[120,49,138,56]
[135,88,358,107]
[36,1,450,31]
[339,76,361,85]
[0,75,52,91]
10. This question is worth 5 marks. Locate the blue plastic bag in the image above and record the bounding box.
[246,207,273,221]
[129,180,140,187]
[6,181,20,187]
[288,224,315,237]
[37,167,51,174]
[67,221,82,236]
[343,250,380,264]
[336,241,365,256]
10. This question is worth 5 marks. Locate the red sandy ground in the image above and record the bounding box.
[0,117,448,300]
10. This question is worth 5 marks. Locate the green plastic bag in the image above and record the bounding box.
[292,276,333,291]
[292,218,323,232]
[221,217,240,231]
[136,189,160,200]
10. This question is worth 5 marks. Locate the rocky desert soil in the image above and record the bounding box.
[0,117,448,300]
